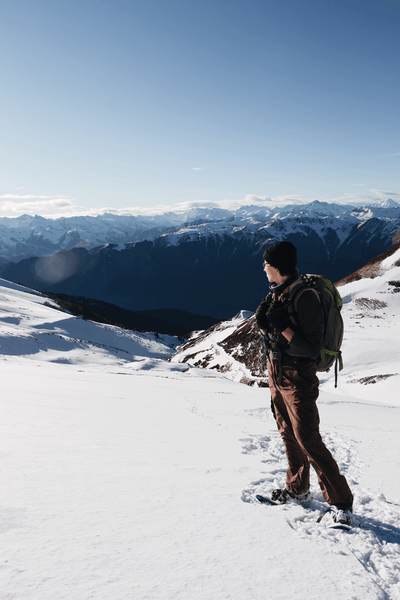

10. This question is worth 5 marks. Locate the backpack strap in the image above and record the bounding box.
[320,349,343,387]
[284,276,320,329]
[293,286,320,313]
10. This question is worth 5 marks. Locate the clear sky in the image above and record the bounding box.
[1,0,399,217]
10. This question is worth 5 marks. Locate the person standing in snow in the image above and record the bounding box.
[255,241,354,527]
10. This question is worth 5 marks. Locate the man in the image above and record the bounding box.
[255,240,353,527]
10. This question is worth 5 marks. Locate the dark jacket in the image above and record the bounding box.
[256,278,324,360]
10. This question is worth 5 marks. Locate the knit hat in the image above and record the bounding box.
[263,241,297,274]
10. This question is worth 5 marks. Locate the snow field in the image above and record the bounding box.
[1,358,400,599]
[241,401,400,600]
[0,278,400,599]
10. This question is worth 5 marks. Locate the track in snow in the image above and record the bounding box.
[241,421,400,600]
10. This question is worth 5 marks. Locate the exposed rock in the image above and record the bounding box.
[349,374,398,385]
[218,315,268,378]
[354,298,388,310]
[171,313,269,387]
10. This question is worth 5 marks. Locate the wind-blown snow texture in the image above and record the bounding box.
[0,248,400,599]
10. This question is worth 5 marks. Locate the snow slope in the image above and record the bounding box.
[327,246,400,404]
[0,279,178,366]
[0,279,400,599]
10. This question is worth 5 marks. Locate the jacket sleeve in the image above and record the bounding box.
[255,296,271,331]
[285,289,324,359]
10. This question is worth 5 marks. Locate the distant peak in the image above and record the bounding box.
[378,198,400,208]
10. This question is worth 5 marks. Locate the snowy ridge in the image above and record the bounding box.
[0,278,179,366]
[1,199,400,261]
[0,273,400,599]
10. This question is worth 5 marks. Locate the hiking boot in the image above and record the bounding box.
[331,507,353,527]
[271,488,311,504]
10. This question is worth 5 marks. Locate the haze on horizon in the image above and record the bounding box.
[1,0,399,219]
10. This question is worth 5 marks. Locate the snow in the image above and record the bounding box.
[381,247,400,269]
[1,200,400,261]
[0,277,400,599]
[326,261,400,418]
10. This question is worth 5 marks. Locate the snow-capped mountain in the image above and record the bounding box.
[1,259,400,599]
[1,200,399,262]
[1,200,399,318]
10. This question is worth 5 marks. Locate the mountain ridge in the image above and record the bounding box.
[1,200,399,262]
[1,200,399,318]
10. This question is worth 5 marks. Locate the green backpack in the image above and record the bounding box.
[287,274,344,387]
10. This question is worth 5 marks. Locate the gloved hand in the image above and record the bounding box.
[266,306,290,333]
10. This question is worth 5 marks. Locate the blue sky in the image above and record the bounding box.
[0,0,399,217]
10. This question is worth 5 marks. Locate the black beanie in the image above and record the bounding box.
[263,241,297,274]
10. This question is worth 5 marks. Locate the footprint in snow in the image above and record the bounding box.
[241,431,400,600]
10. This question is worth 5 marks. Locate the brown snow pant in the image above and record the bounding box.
[268,357,353,510]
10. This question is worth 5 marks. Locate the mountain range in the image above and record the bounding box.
[1,199,399,318]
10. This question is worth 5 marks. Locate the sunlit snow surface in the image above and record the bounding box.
[0,273,400,600]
